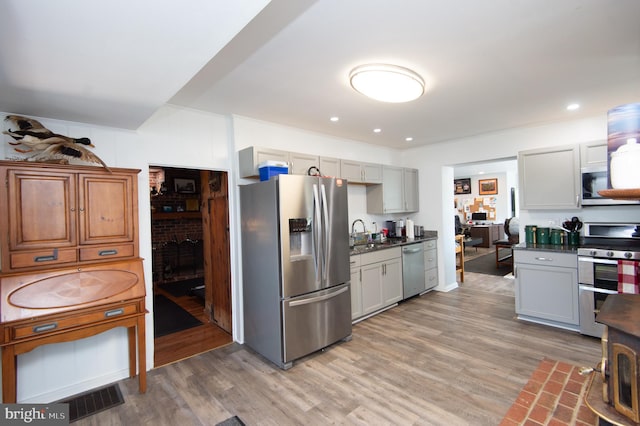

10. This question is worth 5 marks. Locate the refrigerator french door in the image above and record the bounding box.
[240,174,352,369]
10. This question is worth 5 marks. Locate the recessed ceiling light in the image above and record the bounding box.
[349,64,425,103]
[330,116,339,122]
[567,103,580,111]
[405,137,414,142]
[373,128,382,133]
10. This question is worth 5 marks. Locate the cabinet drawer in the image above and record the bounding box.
[10,301,141,340]
[79,244,134,261]
[350,254,361,269]
[425,267,438,289]
[10,248,77,269]
[514,250,576,269]
[423,239,436,250]
[360,247,401,265]
[424,249,437,270]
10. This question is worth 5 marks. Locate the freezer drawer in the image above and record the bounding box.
[282,283,352,366]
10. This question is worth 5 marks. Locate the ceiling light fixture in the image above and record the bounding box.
[567,103,580,111]
[373,128,382,133]
[405,137,414,142]
[330,116,339,122]
[349,64,425,103]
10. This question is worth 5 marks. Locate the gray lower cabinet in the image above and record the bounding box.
[350,255,362,320]
[351,247,402,321]
[514,249,579,330]
[424,239,438,291]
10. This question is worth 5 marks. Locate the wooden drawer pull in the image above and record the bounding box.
[33,322,58,333]
[104,308,125,318]
[98,249,118,256]
[34,248,58,262]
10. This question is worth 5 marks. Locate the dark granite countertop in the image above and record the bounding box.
[350,231,437,256]
[513,242,579,254]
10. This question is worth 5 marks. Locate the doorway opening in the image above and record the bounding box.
[149,166,233,367]
[453,158,519,277]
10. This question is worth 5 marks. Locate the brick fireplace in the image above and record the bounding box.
[150,167,204,285]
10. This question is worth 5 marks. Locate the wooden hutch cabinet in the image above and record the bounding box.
[2,162,137,272]
[0,160,146,403]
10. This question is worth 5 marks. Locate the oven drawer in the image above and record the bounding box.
[514,250,577,269]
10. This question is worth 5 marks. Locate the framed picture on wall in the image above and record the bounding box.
[174,178,197,194]
[478,178,498,195]
[454,178,471,194]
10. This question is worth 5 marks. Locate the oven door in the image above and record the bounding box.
[579,284,617,338]
[578,256,619,337]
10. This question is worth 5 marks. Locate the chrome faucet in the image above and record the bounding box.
[351,219,366,234]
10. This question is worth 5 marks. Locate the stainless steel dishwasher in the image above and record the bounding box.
[402,243,426,299]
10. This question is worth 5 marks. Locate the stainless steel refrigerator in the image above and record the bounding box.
[240,174,352,369]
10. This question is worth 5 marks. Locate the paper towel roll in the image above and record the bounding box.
[406,219,414,239]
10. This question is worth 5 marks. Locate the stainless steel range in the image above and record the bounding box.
[577,222,640,338]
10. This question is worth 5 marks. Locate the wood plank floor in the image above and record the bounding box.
[154,288,232,367]
[82,272,600,425]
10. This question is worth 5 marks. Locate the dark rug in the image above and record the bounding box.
[216,416,246,426]
[159,277,204,297]
[153,294,203,337]
[464,250,512,276]
[59,383,124,423]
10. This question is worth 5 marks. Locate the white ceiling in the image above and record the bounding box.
[1,0,639,149]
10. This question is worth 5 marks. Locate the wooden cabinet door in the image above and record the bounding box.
[7,168,76,250]
[78,173,135,245]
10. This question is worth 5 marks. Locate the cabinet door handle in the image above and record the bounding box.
[104,308,124,318]
[34,248,58,262]
[33,322,58,333]
[99,249,118,256]
[534,257,553,262]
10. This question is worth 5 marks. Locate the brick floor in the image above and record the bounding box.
[500,358,599,426]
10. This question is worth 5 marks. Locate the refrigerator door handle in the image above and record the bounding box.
[320,183,330,283]
[288,285,349,307]
[312,183,322,282]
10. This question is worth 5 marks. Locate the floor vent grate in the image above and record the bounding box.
[60,383,124,422]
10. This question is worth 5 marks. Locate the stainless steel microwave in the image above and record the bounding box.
[581,165,639,205]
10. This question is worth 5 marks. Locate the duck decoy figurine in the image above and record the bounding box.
[3,114,110,172]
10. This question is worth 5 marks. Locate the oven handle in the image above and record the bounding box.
[578,257,619,265]
[578,285,618,295]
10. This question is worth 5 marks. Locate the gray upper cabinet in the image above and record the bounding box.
[366,166,419,214]
[238,146,290,178]
[403,168,419,212]
[319,157,340,178]
[340,160,382,184]
[518,144,580,209]
[579,140,607,168]
[289,152,319,175]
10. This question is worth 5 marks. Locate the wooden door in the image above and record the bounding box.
[7,168,76,250]
[201,171,232,333]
